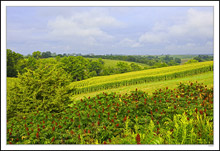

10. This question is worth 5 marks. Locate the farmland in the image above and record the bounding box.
[69,61,213,95]
[71,71,213,101]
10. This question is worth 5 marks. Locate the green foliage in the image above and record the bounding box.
[7,49,24,77]
[193,55,213,62]
[130,63,142,71]
[116,62,131,73]
[184,59,199,64]
[7,63,72,119]
[60,56,89,81]
[7,82,213,144]
[32,51,42,59]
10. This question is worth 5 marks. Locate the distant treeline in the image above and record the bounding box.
[83,55,182,67]
[7,50,145,79]
[7,49,213,80]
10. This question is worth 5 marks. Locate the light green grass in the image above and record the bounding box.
[86,58,149,68]
[69,61,213,90]
[71,71,213,101]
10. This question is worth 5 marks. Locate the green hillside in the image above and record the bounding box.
[71,71,213,101]
[87,57,150,68]
[68,61,213,95]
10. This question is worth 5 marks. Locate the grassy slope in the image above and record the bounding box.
[71,71,213,101]
[69,61,213,88]
[86,58,150,68]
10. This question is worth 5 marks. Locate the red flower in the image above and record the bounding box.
[116,124,119,127]
[26,127,29,131]
[99,114,101,118]
[136,134,141,144]
[150,110,153,115]
[78,125,80,129]
[109,139,111,143]
[9,141,12,144]
[98,121,100,126]
[102,108,104,113]
[43,120,45,124]
[123,116,127,122]
[155,109,158,112]
[78,134,80,140]
[38,128,40,132]
[195,108,198,113]
[104,141,107,144]
[88,130,91,133]
[70,130,74,135]
[51,137,55,143]
[199,110,203,115]
[59,125,62,128]
[36,132,39,139]
[111,119,114,123]
[52,126,55,131]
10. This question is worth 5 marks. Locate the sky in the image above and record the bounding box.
[6,7,214,55]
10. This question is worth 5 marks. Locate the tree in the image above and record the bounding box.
[42,51,52,58]
[116,62,131,73]
[7,49,24,77]
[130,63,142,71]
[32,51,42,59]
[88,59,104,76]
[60,56,89,81]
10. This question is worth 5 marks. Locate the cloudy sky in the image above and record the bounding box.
[7,7,213,55]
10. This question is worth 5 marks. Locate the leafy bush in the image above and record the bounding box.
[7,63,72,119]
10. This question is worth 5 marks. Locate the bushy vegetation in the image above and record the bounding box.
[7,82,213,144]
[7,63,72,119]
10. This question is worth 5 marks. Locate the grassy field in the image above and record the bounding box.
[70,71,213,101]
[68,61,213,95]
[86,58,150,68]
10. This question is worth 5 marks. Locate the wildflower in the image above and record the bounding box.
[51,137,55,143]
[123,116,127,122]
[52,126,55,131]
[116,124,119,127]
[136,134,141,144]
[36,132,39,139]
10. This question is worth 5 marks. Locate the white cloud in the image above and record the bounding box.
[139,32,168,44]
[47,11,123,43]
[118,38,142,48]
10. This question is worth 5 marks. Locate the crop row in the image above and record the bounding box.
[69,61,213,94]
[7,82,213,144]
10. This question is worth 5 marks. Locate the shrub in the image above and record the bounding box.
[7,63,72,119]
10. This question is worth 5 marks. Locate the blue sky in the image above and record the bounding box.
[7,7,214,55]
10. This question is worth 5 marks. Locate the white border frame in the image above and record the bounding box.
[1,1,219,150]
